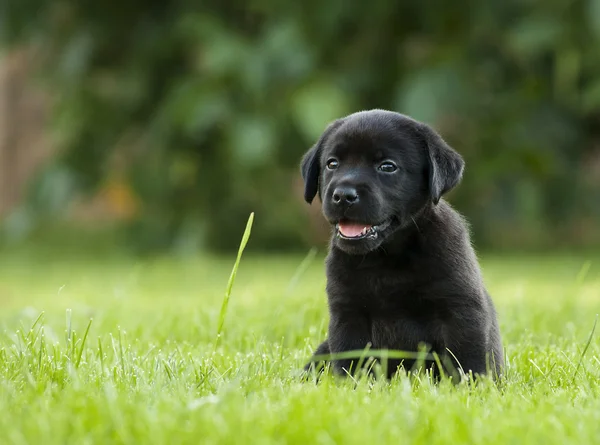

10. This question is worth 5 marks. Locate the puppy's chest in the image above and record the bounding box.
[329,268,446,350]
[330,267,420,310]
[369,313,444,351]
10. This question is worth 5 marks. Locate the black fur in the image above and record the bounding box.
[301,109,503,381]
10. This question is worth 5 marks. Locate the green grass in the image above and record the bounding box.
[0,242,599,444]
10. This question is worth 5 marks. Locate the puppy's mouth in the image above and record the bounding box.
[336,219,394,240]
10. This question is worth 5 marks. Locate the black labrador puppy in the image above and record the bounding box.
[301,109,503,381]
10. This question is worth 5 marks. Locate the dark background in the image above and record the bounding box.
[2,0,600,254]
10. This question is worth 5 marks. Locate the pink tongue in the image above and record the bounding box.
[338,222,372,237]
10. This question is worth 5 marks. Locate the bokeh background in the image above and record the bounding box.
[2,0,600,255]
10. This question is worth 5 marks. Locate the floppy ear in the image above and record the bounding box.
[418,123,465,205]
[300,120,343,204]
[300,145,320,204]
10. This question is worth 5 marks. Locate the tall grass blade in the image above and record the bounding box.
[214,212,254,350]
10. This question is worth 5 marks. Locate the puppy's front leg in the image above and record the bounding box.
[304,340,331,373]
[328,309,372,376]
[444,316,499,380]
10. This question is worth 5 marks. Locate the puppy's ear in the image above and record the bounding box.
[300,144,322,204]
[419,123,465,205]
[300,119,343,204]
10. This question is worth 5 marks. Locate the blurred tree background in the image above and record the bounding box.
[1,0,600,253]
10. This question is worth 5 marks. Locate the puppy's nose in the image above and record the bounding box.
[332,186,359,205]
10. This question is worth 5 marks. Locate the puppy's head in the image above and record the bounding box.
[300,109,464,255]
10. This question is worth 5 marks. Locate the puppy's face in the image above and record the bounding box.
[319,116,429,254]
[301,110,464,255]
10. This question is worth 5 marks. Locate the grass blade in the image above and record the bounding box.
[309,348,436,363]
[285,247,318,295]
[214,212,254,350]
[98,337,105,370]
[572,314,598,383]
[65,308,72,346]
[118,327,126,377]
[76,319,93,368]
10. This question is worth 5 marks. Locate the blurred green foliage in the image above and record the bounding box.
[3,0,600,252]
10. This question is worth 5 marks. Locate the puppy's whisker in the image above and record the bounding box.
[411,216,421,234]
[358,255,368,268]
[377,244,389,255]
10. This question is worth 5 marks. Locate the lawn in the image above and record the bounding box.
[0,243,599,444]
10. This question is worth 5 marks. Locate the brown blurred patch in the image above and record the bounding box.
[68,177,140,224]
[0,48,54,218]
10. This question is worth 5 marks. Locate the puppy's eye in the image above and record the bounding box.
[326,159,339,170]
[378,161,397,173]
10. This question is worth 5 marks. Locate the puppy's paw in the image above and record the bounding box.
[300,360,330,383]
